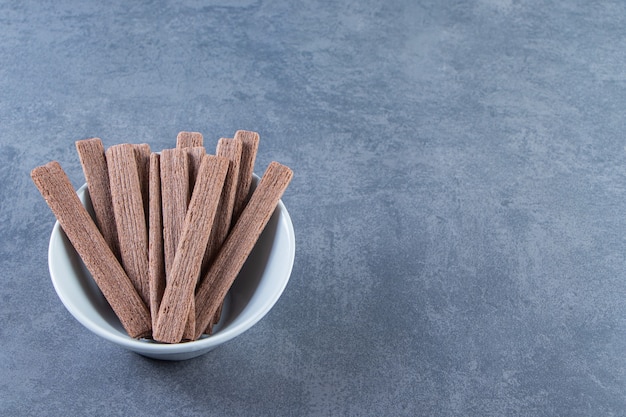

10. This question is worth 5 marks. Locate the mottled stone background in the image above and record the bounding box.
[2,1,626,415]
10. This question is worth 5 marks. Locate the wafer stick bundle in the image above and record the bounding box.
[32,130,292,344]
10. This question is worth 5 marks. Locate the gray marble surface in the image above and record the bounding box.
[2,0,626,415]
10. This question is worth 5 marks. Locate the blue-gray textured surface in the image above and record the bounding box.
[2,0,626,415]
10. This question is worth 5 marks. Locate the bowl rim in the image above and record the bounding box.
[48,181,295,354]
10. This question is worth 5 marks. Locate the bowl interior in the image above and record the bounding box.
[48,177,294,359]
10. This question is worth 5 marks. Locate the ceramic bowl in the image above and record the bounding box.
[48,177,295,361]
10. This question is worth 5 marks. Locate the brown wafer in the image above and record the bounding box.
[153,155,229,343]
[31,162,151,338]
[75,138,119,259]
[106,144,150,307]
[201,138,242,278]
[160,148,190,276]
[162,146,205,340]
[181,146,206,340]
[202,137,243,331]
[134,143,151,227]
[176,131,203,148]
[148,153,165,330]
[184,146,206,193]
[194,161,293,339]
[232,130,260,226]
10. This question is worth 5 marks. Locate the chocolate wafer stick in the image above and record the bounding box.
[148,153,165,330]
[162,146,204,340]
[181,147,206,340]
[194,161,293,339]
[181,146,224,340]
[232,130,259,226]
[134,143,151,227]
[153,155,229,344]
[175,130,206,191]
[202,137,242,331]
[176,131,203,148]
[31,162,151,338]
[160,149,190,276]
[75,138,119,258]
[184,146,206,192]
[201,138,242,278]
[106,144,150,307]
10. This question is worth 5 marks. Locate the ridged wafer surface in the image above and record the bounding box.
[184,146,206,193]
[160,148,190,276]
[232,130,259,225]
[194,161,292,339]
[202,137,242,331]
[153,155,229,343]
[202,138,242,277]
[134,143,151,227]
[107,144,150,307]
[181,146,206,340]
[148,153,165,330]
[75,138,119,258]
[176,131,203,148]
[31,161,151,338]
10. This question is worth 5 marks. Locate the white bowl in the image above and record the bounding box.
[48,176,295,361]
